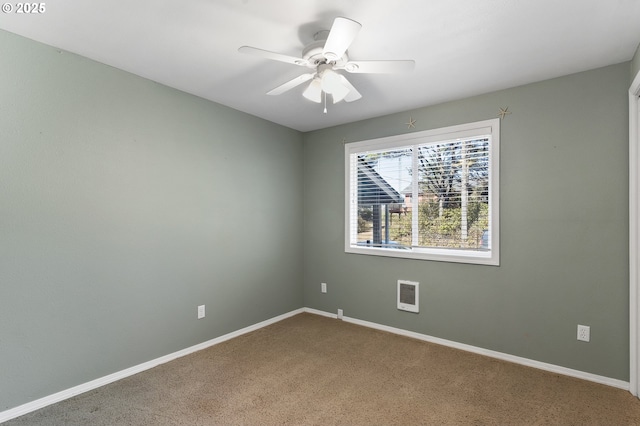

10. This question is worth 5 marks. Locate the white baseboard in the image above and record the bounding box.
[305,308,628,391]
[1,306,629,423]
[0,308,304,424]
[304,307,338,319]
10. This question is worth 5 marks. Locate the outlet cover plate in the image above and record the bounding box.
[577,324,590,342]
[197,305,205,319]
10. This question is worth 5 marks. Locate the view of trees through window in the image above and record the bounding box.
[356,138,490,250]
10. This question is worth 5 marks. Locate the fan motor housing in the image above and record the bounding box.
[302,40,348,68]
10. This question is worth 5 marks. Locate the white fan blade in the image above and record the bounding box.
[343,60,415,74]
[267,73,315,95]
[238,46,308,67]
[338,75,362,102]
[323,17,362,61]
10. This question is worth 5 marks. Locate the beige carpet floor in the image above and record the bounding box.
[5,313,640,425]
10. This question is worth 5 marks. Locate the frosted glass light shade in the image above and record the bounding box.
[321,70,349,102]
[302,78,322,103]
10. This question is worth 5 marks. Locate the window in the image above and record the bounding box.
[345,119,499,265]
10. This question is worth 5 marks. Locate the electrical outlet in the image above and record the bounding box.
[337,308,343,319]
[321,282,327,293]
[577,324,590,342]
[197,305,205,319]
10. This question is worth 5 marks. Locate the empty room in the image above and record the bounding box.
[3,0,640,424]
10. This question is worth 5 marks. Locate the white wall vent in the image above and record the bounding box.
[397,280,419,313]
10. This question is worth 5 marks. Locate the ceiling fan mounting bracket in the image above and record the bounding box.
[313,30,330,42]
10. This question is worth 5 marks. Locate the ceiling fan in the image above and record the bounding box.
[238,17,415,109]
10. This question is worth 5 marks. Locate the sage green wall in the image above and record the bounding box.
[0,30,303,411]
[0,26,632,415]
[303,63,630,381]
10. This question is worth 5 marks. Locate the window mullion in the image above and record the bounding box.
[411,146,419,247]
[349,154,358,245]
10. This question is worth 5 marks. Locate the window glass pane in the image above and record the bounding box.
[356,148,412,249]
[416,138,489,250]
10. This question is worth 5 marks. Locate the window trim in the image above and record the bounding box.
[344,118,500,266]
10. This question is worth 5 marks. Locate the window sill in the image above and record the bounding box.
[345,245,499,266]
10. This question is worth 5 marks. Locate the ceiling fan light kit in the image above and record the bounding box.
[239,17,415,111]
[302,78,322,103]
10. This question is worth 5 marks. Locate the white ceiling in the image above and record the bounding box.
[1,0,640,132]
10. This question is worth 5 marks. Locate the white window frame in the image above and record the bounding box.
[345,119,500,265]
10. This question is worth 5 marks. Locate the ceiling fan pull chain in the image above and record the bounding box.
[323,91,328,114]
